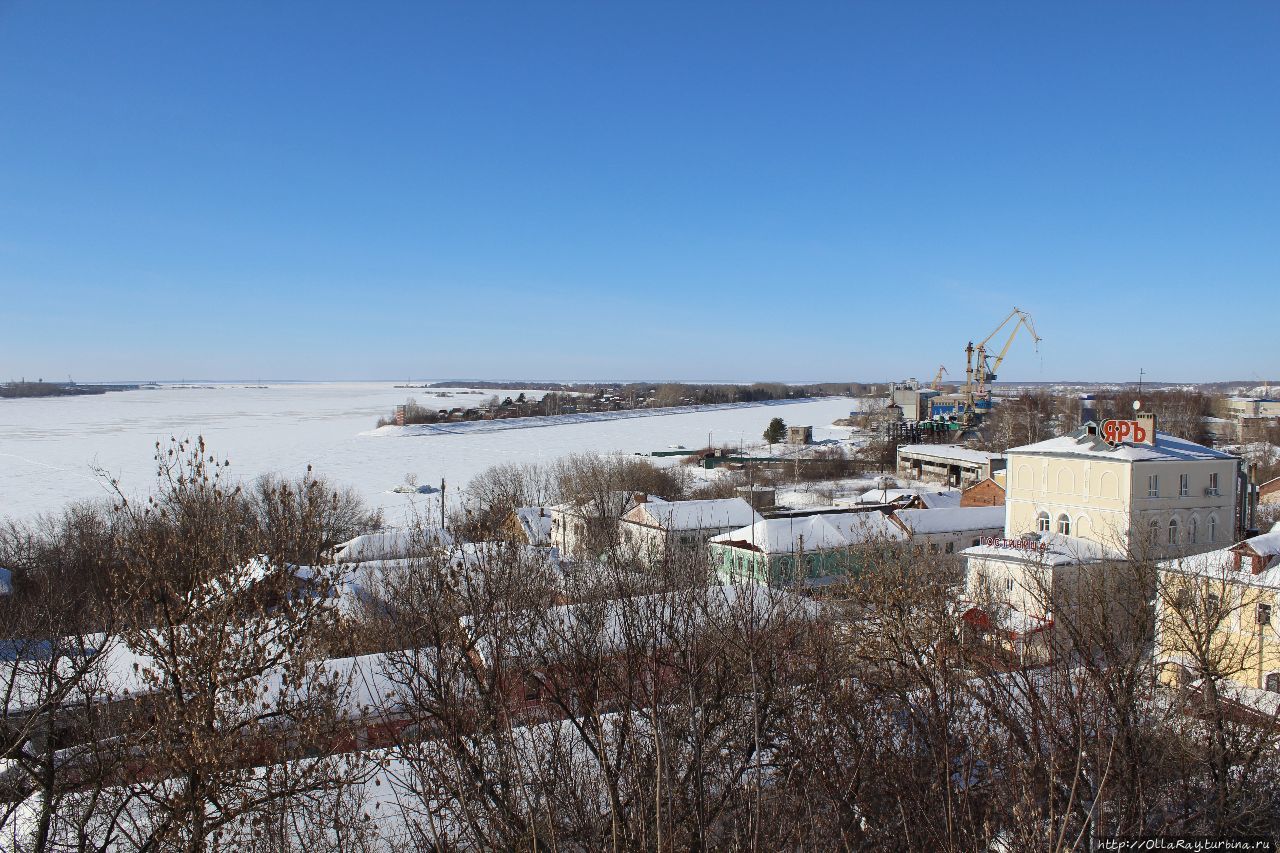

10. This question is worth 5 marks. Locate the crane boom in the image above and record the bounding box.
[986,308,1041,382]
[931,365,948,390]
[963,307,1043,423]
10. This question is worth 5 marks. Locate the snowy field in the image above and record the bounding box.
[0,382,861,524]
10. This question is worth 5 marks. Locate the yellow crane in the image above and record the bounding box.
[930,365,948,390]
[963,307,1042,422]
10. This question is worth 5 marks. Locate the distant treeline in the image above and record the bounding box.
[1,381,139,399]
[379,382,866,427]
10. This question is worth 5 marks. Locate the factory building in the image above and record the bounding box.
[896,444,1005,488]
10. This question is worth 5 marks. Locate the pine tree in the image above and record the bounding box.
[764,417,786,444]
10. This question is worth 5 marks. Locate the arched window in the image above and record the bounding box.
[1037,511,1050,533]
[1209,515,1218,543]
[1148,519,1161,545]
[1056,514,1071,536]
[1168,518,1179,545]
[1189,516,1198,544]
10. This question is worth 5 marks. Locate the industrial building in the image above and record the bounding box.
[896,444,1005,488]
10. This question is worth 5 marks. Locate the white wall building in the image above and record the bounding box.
[619,498,762,563]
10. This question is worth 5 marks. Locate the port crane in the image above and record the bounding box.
[930,365,948,390]
[963,307,1041,423]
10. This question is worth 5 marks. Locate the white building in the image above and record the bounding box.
[550,493,666,560]
[709,511,907,587]
[619,498,762,563]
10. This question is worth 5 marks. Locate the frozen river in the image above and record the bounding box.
[0,382,860,523]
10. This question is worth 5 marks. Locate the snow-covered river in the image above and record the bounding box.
[0,382,860,523]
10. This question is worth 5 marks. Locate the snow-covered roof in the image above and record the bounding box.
[892,506,1005,535]
[1242,523,1280,558]
[513,506,553,545]
[916,489,963,509]
[710,511,907,555]
[550,492,667,519]
[852,487,921,505]
[622,498,762,532]
[333,543,566,614]
[1006,424,1236,463]
[334,528,453,562]
[1159,524,1280,586]
[962,532,1124,567]
[897,444,1001,466]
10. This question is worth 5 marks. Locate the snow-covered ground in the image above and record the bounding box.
[0,382,861,523]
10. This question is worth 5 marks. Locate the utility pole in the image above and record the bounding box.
[440,478,446,533]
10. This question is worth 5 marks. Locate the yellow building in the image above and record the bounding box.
[1002,413,1237,558]
[1155,525,1280,700]
[961,415,1241,662]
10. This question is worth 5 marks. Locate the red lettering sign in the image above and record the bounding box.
[983,536,1049,554]
[1101,419,1145,445]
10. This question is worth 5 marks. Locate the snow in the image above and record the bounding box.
[711,511,907,554]
[892,506,1005,535]
[916,489,963,509]
[0,381,861,524]
[334,528,453,562]
[624,498,761,531]
[896,444,1001,465]
[1008,427,1236,463]
[962,532,1125,566]
[513,506,553,545]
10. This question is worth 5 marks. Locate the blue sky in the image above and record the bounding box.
[1,2,1276,383]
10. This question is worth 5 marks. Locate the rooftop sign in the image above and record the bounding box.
[1100,419,1147,446]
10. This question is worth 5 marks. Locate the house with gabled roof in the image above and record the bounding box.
[619,498,762,563]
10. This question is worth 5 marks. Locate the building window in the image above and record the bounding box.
[1147,474,1159,498]
[1168,518,1179,545]
[1004,577,1014,592]
[1189,516,1198,544]
[945,542,954,554]
[1209,515,1218,543]
[1268,673,1280,694]
[1179,473,1189,497]
[1148,519,1161,545]
[971,538,981,547]
[1056,514,1071,536]
[1206,592,1221,614]
[1036,511,1050,533]
[1208,472,1219,496]
[1258,603,1273,626]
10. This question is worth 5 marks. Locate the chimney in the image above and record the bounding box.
[1136,412,1157,446]
[633,492,648,505]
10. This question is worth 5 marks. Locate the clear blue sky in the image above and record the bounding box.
[1,2,1276,383]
